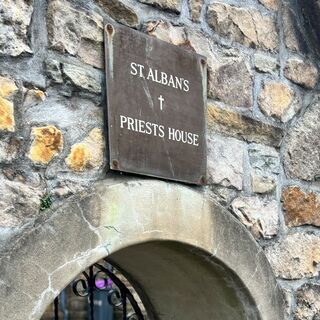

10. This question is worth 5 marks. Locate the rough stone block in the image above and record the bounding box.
[97,0,139,28]
[258,0,278,11]
[258,81,301,122]
[0,97,15,132]
[146,22,253,108]
[207,52,253,108]
[284,98,320,181]
[47,0,104,68]
[254,53,278,74]
[0,174,44,227]
[207,135,245,190]
[145,21,188,46]
[248,143,280,174]
[0,0,33,56]
[139,0,181,13]
[189,0,203,22]
[0,76,18,132]
[284,57,318,89]
[231,196,279,239]
[23,89,46,108]
[28,126,63,165]
[251,174,276,194]
[282,4,305,53]
[265,233,320,279]
[206,3,278,51]
[189,31,253,108]
[0,137,21,163]
[283,186,320,228]
[295,284,320,319]
[66,128,105,172]
[62,63,102,94]
[207,104,283,147]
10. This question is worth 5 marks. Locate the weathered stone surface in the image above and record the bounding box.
[206,3,278,51]
[147,23,253,108]
[0,97,15,132]
[45,59,102,93]
[23,89,46,108]
[47,0,104,68]
[62,63,102,93]
[0,175,44,227]
[139,0,181,13]
[231,196,279,239]
[249,143,280,174]
[0,137,21,163]
[207,104,283,147]
[189,0,203,22]
[249,143,278,194]
[265,233,320,279]
[259,0,278,11]
[284,98,320,181]
[282,187,320,228]
[207,135,244,190]
[254,53,278,74]
[66,128,104,171]
[188,30,253,108]
[0,77,18,98]
[25,96,104,146]
[284,57,318,89]
[45,59,63,83]
[97,0,139,28]
[295,284,320,319]
[0,76,18,132]
[206,52,253,108]
[0,0,33,56]
[251,174,276,194]
[282,4,304,53]
[145,21,187,46]
[258,82,300,121]
[28,126,63,165]
[283,288,294,320]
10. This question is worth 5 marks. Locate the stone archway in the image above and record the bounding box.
[0,179,284,320]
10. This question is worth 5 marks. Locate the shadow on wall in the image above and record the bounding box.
[294,0,320,57]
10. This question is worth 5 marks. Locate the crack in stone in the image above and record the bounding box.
[28,245,108,319]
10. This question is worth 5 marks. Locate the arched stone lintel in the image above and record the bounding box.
[0,178,284,320]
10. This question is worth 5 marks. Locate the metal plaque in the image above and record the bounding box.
[104,23,207,185]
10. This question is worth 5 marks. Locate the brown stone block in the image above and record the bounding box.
[65,128,105,171]
[207,104,283,146]
[282,186,320,227]
[28,126,63,164]
[0,97,15,132]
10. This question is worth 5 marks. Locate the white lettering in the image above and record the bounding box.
[147,68,155,81]
[129,62,190,93]
[130,62,137,76]
[120,115,127,128]
[183,80,190,92]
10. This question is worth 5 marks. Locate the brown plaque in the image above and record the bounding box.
[104,23,207,185]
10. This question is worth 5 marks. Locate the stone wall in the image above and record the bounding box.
[0,0,319,318]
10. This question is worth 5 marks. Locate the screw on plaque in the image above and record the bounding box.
[199,176,207,185]
[112,160,119,169]
[106,24,114,36]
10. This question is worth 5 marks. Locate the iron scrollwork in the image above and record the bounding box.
[54,259,145,320]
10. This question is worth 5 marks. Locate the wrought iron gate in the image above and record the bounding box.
[48,259,145,320]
